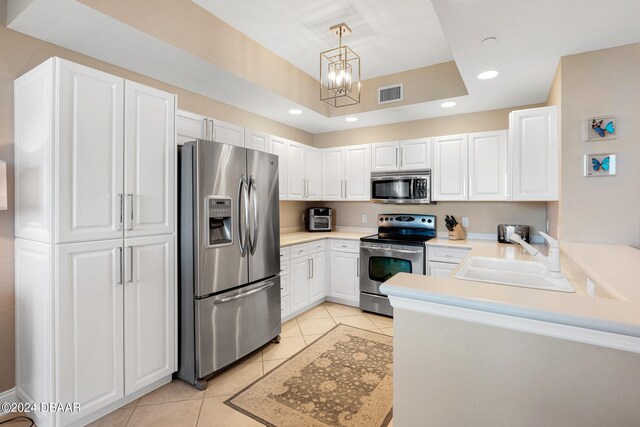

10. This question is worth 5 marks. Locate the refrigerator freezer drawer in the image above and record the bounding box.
[195,277,281,378]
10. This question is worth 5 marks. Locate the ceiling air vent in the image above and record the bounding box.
[378,84,403,104]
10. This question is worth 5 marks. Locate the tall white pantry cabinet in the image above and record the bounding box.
[14,58,176,427]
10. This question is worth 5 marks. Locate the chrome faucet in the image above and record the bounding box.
[509,232,564,278]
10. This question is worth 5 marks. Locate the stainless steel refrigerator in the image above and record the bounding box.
[177,139,281,389]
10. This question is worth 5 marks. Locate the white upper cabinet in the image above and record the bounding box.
[321,148,345,200]
[177,110,244,147]
[321,144,370,201]
[286,140,306,199]
[245,129,271,153]
[468,130,508,201]
[213,119,244,147]
[371,139,431,172]
[400,138,432,170]
[344,144,371,200]
[269,135,287,199]
[176,110,206,145]
[509,106,559,201]
[371,141,399,173]
[305,146,322,200]
[56,60,125,243]
[124,81,175,237]
[432,134,469,201]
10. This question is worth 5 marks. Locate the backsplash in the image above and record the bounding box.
[280,201,311,233]
[314,201,547,236]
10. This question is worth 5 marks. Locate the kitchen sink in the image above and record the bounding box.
[455,256,575,293]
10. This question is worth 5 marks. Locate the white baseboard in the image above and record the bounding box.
[0,388,20,418]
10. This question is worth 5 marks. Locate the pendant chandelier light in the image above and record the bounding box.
[320,23,361,108]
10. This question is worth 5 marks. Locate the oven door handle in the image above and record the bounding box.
[363,247,423,255]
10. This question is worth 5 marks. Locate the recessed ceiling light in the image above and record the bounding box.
[477,70,499,80]
[345,117,358,122]
[441,101,457,108]
[289,109,302,115]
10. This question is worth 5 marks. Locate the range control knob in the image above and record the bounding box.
[428,219,433,223]
[421,218,426,223]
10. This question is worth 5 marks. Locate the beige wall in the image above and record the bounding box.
[394,309,640,426]
[0,23,313,393]
[279,201,311,233]
[313,104,543,147]
[559,44,640,247]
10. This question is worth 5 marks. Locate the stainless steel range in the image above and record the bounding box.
[359,214,436,316]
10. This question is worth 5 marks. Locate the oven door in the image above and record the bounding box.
[359,244,424,295]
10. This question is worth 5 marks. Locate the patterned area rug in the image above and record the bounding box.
[225,324,393,427]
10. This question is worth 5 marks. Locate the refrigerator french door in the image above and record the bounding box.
[178,140,281,389]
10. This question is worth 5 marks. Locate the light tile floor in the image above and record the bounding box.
[87,301,393,427]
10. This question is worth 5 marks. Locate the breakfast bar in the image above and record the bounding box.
[381,241,640,426]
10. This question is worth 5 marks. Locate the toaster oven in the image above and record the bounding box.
[306,208,332,232]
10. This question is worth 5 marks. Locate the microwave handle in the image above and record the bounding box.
[410,178,414,199]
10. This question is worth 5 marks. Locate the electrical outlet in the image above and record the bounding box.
[461,217,469,227]
[362,215,368,223]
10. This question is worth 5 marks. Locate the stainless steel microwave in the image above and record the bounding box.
[370,170,432,204]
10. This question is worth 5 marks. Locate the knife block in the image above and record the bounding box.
[448,224,467,240]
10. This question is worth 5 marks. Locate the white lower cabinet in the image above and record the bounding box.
[290,255,311,313]
[309,251,326,302]
[328,240,360,307]
[426,245,471,278]
[57,240,125,426]
[124,235,175,395]
[427,261,458,277]
[16,236,176,427]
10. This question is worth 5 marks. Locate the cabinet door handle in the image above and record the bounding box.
[117,193,123,231]
[311,258,314,278]
[344,181,347,197]
[395,147,398,167]
[400,147,403,167]
[209,119,214,141]
[504,171,509,199]
[127,246,134,284]
[127,194,134,230]
[117,247,123,285]
[357,257,360,277]
[308,259,312,279]
[202,118,208,140]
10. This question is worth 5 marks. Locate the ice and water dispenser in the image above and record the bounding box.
[206,196,232,247]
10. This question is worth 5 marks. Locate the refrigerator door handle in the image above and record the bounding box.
[212,280,275,304]
[248,176,258,255]
[237,176,248,257]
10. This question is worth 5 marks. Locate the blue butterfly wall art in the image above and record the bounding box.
[591,119,615,138]
[592,156,610,171]
[585,153,616,176]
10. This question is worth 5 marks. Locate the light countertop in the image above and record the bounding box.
[280,230,371,247]
[381,240,640,339]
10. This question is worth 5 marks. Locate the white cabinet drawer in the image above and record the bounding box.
[289,243,309,259]
[280,260,290,276]
[280,247,290,261]
[427,246,470,264]
[308,240,326,254]
[329,239,359,253]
